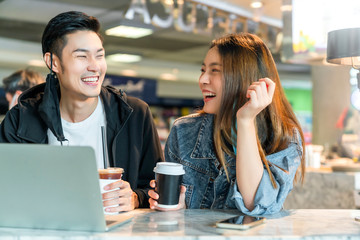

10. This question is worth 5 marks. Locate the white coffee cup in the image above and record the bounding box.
[98,168,124,215]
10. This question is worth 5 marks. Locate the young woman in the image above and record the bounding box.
[149,33,305,215]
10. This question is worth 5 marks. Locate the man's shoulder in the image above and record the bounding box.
[15,84,45,114]
[18,83,45,104]
[126,95,149,109]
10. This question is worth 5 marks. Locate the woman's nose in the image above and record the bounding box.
[199,72,210,84]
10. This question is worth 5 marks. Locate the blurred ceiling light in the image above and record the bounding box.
[105,25,153,38]
[164,0,173,5]
[160,73,177,81]
[28,59,46,67]
[121,69,138,77]
[250,0,263,8]
[107,54,142,63]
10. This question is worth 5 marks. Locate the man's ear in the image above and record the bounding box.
[44,52,61,74]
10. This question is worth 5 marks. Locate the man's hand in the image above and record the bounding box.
[102,180,139,213]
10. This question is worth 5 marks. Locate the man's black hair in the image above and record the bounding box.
[41,11,102,61]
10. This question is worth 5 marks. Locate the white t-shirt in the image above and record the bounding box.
[47,97,106,169]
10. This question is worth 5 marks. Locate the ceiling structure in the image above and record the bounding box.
[0,0,305,84]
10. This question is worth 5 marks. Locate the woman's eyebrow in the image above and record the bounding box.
[202,62,222,66]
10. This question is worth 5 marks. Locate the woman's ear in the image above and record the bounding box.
[44,52,60,74]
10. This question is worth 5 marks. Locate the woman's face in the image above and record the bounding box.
[199,47,223,115]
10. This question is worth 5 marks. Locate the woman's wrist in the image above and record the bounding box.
[236,117,255,128]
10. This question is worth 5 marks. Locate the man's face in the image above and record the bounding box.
[55,30,107,102]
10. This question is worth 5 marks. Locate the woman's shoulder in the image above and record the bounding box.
[290,127,303,145]
[172,112,211,127]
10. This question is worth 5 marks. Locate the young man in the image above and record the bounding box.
[0,11,163,212]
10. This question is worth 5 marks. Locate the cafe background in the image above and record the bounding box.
[0,0,359,209]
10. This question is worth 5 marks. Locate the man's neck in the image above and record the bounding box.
[59,96,99,123]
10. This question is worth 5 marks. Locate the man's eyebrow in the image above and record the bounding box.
[72,48,104,53]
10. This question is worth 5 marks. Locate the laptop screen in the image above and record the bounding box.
[0,144,110,232]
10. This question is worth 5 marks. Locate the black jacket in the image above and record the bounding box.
[0,77,163,208]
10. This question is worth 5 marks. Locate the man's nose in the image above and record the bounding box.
[88,56,100,72]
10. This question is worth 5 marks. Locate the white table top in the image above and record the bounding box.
[1,209,360,239]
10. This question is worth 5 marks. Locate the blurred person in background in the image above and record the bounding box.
[3,69,45,109]
[149,33,305,216]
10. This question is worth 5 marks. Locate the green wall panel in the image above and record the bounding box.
[284,89,312,112]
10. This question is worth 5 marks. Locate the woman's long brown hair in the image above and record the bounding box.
[210,33,305,188]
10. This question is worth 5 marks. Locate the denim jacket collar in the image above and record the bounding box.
[188,114,218,160]
[190,113,235,168]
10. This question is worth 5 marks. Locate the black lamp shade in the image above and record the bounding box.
[327,27,360,66]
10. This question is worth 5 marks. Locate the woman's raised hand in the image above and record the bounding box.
[236,77,275,122]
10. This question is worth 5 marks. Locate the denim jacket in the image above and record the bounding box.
[164,113,303,215]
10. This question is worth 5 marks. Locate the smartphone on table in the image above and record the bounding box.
[216,215,265,230]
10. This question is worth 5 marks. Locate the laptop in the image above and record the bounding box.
[0,143,132,232]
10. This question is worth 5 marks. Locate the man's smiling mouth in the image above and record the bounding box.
[81,76,99,83]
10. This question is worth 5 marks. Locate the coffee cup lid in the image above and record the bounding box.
[98,167,124,174]
[153,162,185,175]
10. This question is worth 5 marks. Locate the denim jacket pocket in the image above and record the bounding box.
[182,183,194,208]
